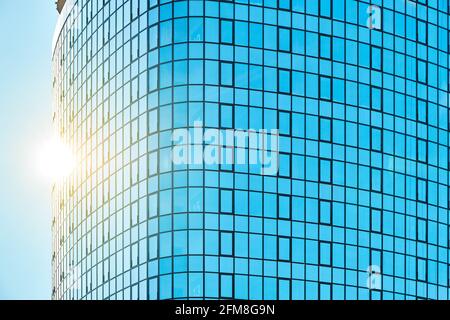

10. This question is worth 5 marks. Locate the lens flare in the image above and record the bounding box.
[36,137,75,182]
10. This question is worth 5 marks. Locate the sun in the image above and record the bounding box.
[36,136,76,182]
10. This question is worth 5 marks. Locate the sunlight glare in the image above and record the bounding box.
[36,137,76,182]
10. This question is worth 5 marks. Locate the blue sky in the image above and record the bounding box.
[0,1,57,299]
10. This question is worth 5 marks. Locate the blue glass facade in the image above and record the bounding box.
[52,0,450,300]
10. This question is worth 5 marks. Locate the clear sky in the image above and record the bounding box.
[0,1,57,299]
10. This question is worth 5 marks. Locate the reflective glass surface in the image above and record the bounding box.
[52,0,450,300]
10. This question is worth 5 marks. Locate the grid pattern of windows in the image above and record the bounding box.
[52,0,450,300]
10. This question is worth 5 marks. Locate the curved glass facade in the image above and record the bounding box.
[52,0,450,300]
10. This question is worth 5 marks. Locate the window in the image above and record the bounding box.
[371,127,382,151]
[371,86,382,110]
[320,76,331,100]
[371,168,382,192]
[279,112,291,135]
[319,242,331,265]
[320,35,331,59]
[221,19,233,44]
[221,104,233,128]
[320,117,331,142]
[160,20,172,46]
[417,139,427,163]
[278,27,291,51]
[205,18,219,43]
[320,200,331,224]
[278,237,290,261]
[189,18,204,41]
[371,46,382,70]
[320,159,331,183]
[417,219,427,243]
[279,196,290,219]
[417,179,427,202]
[417,59,427,84]
[220,62,233,86]
[371,209,381,233]
[278,69,291,93]
[174,18,188,43]
[220,232,233,256]
[417,99,427,123]
[417,20,427,44]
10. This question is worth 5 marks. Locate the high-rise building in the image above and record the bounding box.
[52,0,450,300]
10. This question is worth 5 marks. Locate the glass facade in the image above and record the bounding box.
[52,0,450,300]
